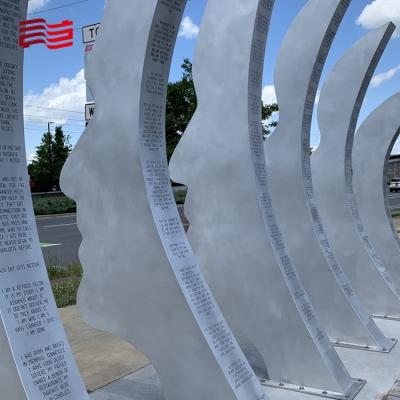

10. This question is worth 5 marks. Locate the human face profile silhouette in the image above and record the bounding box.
[60,1,241,399]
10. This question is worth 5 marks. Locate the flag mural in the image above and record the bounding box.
[19,18,74,49]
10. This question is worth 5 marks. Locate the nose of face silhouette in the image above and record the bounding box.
[60,129,85,202]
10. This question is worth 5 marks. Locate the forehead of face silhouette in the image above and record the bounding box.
[60,2,188,349]
[170,1,255,189]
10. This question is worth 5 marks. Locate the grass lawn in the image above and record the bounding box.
[174,190,187,205]
[48,263,82,308]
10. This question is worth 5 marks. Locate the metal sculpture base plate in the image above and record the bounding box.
[332,338,397,353]
[261,378,366,399]
[372,314,400,322]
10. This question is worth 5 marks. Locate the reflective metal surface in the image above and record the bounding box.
[0,321,25,399]
[353,92,400,298]
[61,1,257,399]
[170,0,363,396]
[0,1,87,398]
[0,3,30,397]
[265,0,391,351]
[312,25,400,320]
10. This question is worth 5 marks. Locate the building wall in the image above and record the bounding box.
[387,155,400,182]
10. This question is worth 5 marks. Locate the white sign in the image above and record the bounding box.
[82,23,100,44]
[85,103,96,121]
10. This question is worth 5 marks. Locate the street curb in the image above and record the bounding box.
[35,213,77,220]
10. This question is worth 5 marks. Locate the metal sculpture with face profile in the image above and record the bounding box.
[0,323,25,399]
[61,1,267,399]
[352,92,400,310]
[0,1,88,399]
[312,24,400,321]
[265,0,393,353]
[170,0,365,398]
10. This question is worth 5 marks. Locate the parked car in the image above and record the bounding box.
[389,178,400,192]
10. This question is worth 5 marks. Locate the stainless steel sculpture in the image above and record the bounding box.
[265,0,393,352]
[0,1,88,398]
[61,1,266,399]
[0,323,25,399]
[312,24,400,321]
[170,0,364,398]
[353,92,400,303]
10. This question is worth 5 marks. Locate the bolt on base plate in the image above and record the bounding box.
[371,314,400,322]
[332,338,397,353]
[261,378,366,399]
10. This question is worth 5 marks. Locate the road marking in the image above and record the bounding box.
[40,242,61,248]
[43,223,77,228]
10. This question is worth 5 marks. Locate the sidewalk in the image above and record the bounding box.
[60,306,400,399]
[59,306,150,393]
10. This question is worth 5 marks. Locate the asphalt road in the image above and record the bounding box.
[36,214,81,267]
[388,193,400,213]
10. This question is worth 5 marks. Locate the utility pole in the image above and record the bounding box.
[48,122,54,191]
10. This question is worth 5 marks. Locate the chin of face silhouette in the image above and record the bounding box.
[60,1,237,399]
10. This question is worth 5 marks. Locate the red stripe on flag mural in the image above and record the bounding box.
[19,19,74,50]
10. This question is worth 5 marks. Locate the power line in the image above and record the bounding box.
[24,120,85,129]
[24,113,85,122]
[28,0,89,16]
[24,105,84,114]
[24,124,84,133]
[24,116,86,126]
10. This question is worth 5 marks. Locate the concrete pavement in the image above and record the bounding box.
[87,318,400,400]
[60,306,150,393]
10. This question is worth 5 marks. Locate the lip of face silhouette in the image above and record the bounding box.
[59,1,242,399]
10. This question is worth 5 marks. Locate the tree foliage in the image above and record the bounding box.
[262,103,279,139]
[166,59,279,158]
[28,126,72,191]
[166,58,197,160]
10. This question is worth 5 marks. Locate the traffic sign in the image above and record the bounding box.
[85,103,96,121]
[82,23,100,44]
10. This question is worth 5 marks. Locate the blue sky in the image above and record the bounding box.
[23,0,400,161]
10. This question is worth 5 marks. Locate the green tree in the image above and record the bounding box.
[166,58,197,160]
[28,126,71,191]
[262,102,279,139]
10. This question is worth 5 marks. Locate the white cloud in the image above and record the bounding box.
[371,64,400,87]
[356,0,400,37]
[28,0,50,13]
[262,85,277,104]
[178,16,199,39]
[315,90,321,105]
[27,152,36,164]
[24,69,86,125]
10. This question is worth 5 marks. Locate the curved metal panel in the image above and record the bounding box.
[61,1,266,399]
[352,93,400,300]
[265,0,392,352]
[0,322,25,399]
[384,143,400,249]
[0,2,30,396]
[312,25,400,319]
[170,0,364,397]
[0,1,88,398]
